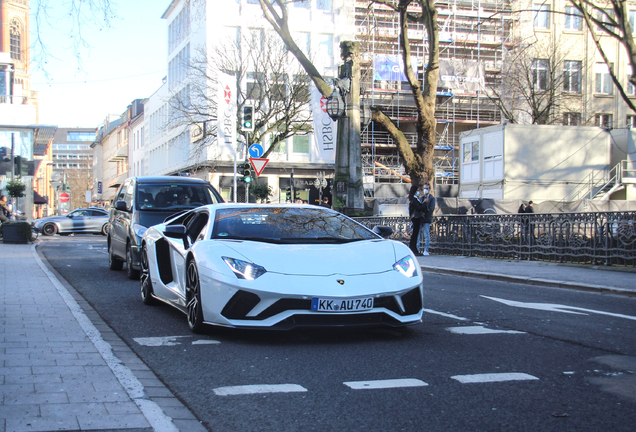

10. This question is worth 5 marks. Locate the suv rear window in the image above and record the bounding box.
[136,183,220,210]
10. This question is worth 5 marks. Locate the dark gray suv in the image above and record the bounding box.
[108,176,223,279]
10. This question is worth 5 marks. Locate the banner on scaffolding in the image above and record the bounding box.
[439,59,485,93]
[310,84,336,164]
[373,54,417,81]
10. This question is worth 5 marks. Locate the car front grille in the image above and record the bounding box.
[221,287,423,322]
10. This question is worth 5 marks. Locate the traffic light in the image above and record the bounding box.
[239,162,252,183]
[241,105,254,132]
[14,156,24,177]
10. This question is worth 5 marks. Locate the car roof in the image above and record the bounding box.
[130,176,209,185]
[200,203,337,213]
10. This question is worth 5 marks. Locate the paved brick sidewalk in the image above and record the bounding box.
[0,243,207,432]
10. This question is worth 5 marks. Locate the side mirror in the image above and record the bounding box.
[164,225,190,249]
[373,225,393,239]
[115,200,128,211]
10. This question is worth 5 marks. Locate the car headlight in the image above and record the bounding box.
[222,257,267,280]
[133,223,148,238]
[393,255,417,278]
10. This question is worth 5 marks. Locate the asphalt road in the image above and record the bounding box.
[39,235,636,432]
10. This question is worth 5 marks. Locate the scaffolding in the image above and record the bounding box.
[354,0,515,191]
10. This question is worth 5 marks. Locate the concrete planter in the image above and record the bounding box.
[2,223,30,244]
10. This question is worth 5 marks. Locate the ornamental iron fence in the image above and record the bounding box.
[355,211,636,267]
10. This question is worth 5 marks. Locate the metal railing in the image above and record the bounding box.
[355,211,636,266]
[563,163,623,202]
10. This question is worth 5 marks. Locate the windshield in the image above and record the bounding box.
[136,182,220,211]
[211,207,379,243]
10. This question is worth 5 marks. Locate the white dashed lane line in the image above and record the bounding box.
[451,373,539,384]
[446,325,526,335]
[344,379,428,390]
[213,384,308,396]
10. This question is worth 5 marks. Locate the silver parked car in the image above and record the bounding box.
[33,208,109,236]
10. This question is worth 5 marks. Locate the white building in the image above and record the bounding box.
[134,0,346,204]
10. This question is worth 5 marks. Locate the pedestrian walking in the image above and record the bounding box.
[409,183,436,256]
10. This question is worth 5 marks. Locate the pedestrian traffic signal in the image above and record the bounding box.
[241,105,254,132]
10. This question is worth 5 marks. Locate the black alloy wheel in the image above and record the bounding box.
[186,259,204,333]
[140,245,155,305]
[42,223,57,236]
[108,238,124,271]
[126,243,140,280]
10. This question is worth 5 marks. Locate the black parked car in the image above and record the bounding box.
[108,176,223,279]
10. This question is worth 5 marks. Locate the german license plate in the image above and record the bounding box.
[311,297,374,312]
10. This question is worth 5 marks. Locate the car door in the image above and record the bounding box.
[69,210,89,232]
[161,210,210,305]
[110,180,132,258]
[87,210,107,232]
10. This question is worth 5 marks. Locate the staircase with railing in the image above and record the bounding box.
[563,162,627,202]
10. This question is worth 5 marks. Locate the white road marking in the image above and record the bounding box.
[133,336,191,346]
[422,308,469,321]
[192,339,221,345]
[482,296,636,321]
[447,325,526,335]
[452,373,539,384]
[213,384,307,396]
[344,379,428,390]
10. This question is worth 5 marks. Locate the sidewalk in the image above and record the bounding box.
[0,242,207,432]
[417,254,636,296]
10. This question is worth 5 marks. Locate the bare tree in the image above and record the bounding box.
[167,29,313,164]
[64,168,93,210]
[485,40,582,124]
[567,0,636,112]
[259,0,440,192]
[31,0,116,70]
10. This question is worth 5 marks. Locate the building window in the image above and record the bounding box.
[293,0,310,9]
[564,6,582,30]
[563,61,581,93]
[595,62,614,95]
[630,11,636,33]
[628,74,635,96]
[627,115,636,128]
[292,135,309,154]
[597,9,614,31]
[532,59,549,91]
[595,114,613,128]
[534,4,550,29]
[317,0,331,11]
[463,141,479,163]
[67,131,95,141]
[10,19,22,61]
[293,32,311,57]
[563,113,581,126]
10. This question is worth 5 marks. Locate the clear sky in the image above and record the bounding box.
[30,1,169,129]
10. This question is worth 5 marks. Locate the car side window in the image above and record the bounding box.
[123,181,135,210]
[91,210,106,217]
[186,212,209,244]
[115,182,127,203]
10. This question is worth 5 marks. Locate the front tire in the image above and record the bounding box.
[126,243,140,280]
[42,223,57,236]
[108,238,124,271]
[186,259,204,333]
[140,245,155,305]
[101,223,108,236]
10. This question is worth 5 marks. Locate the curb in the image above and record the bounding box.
[419,266,636,298]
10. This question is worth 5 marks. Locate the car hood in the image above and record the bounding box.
[216,239,402,276]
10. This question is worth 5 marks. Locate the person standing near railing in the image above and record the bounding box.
[409,183,436,256]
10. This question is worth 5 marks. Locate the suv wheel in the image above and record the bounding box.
[108,238,124,271]
[126,243,140,280]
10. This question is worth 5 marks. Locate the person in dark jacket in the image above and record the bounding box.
[409,183,436,256]
[0,195,11,223]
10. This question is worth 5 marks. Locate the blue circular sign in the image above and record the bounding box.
[249,143,264,158]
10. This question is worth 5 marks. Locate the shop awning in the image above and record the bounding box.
[34,190,48,205]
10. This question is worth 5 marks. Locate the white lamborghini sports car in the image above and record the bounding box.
[140,204,424,333]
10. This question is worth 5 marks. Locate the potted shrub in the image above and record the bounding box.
[2,180,31,244]
[250,182,273,203]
